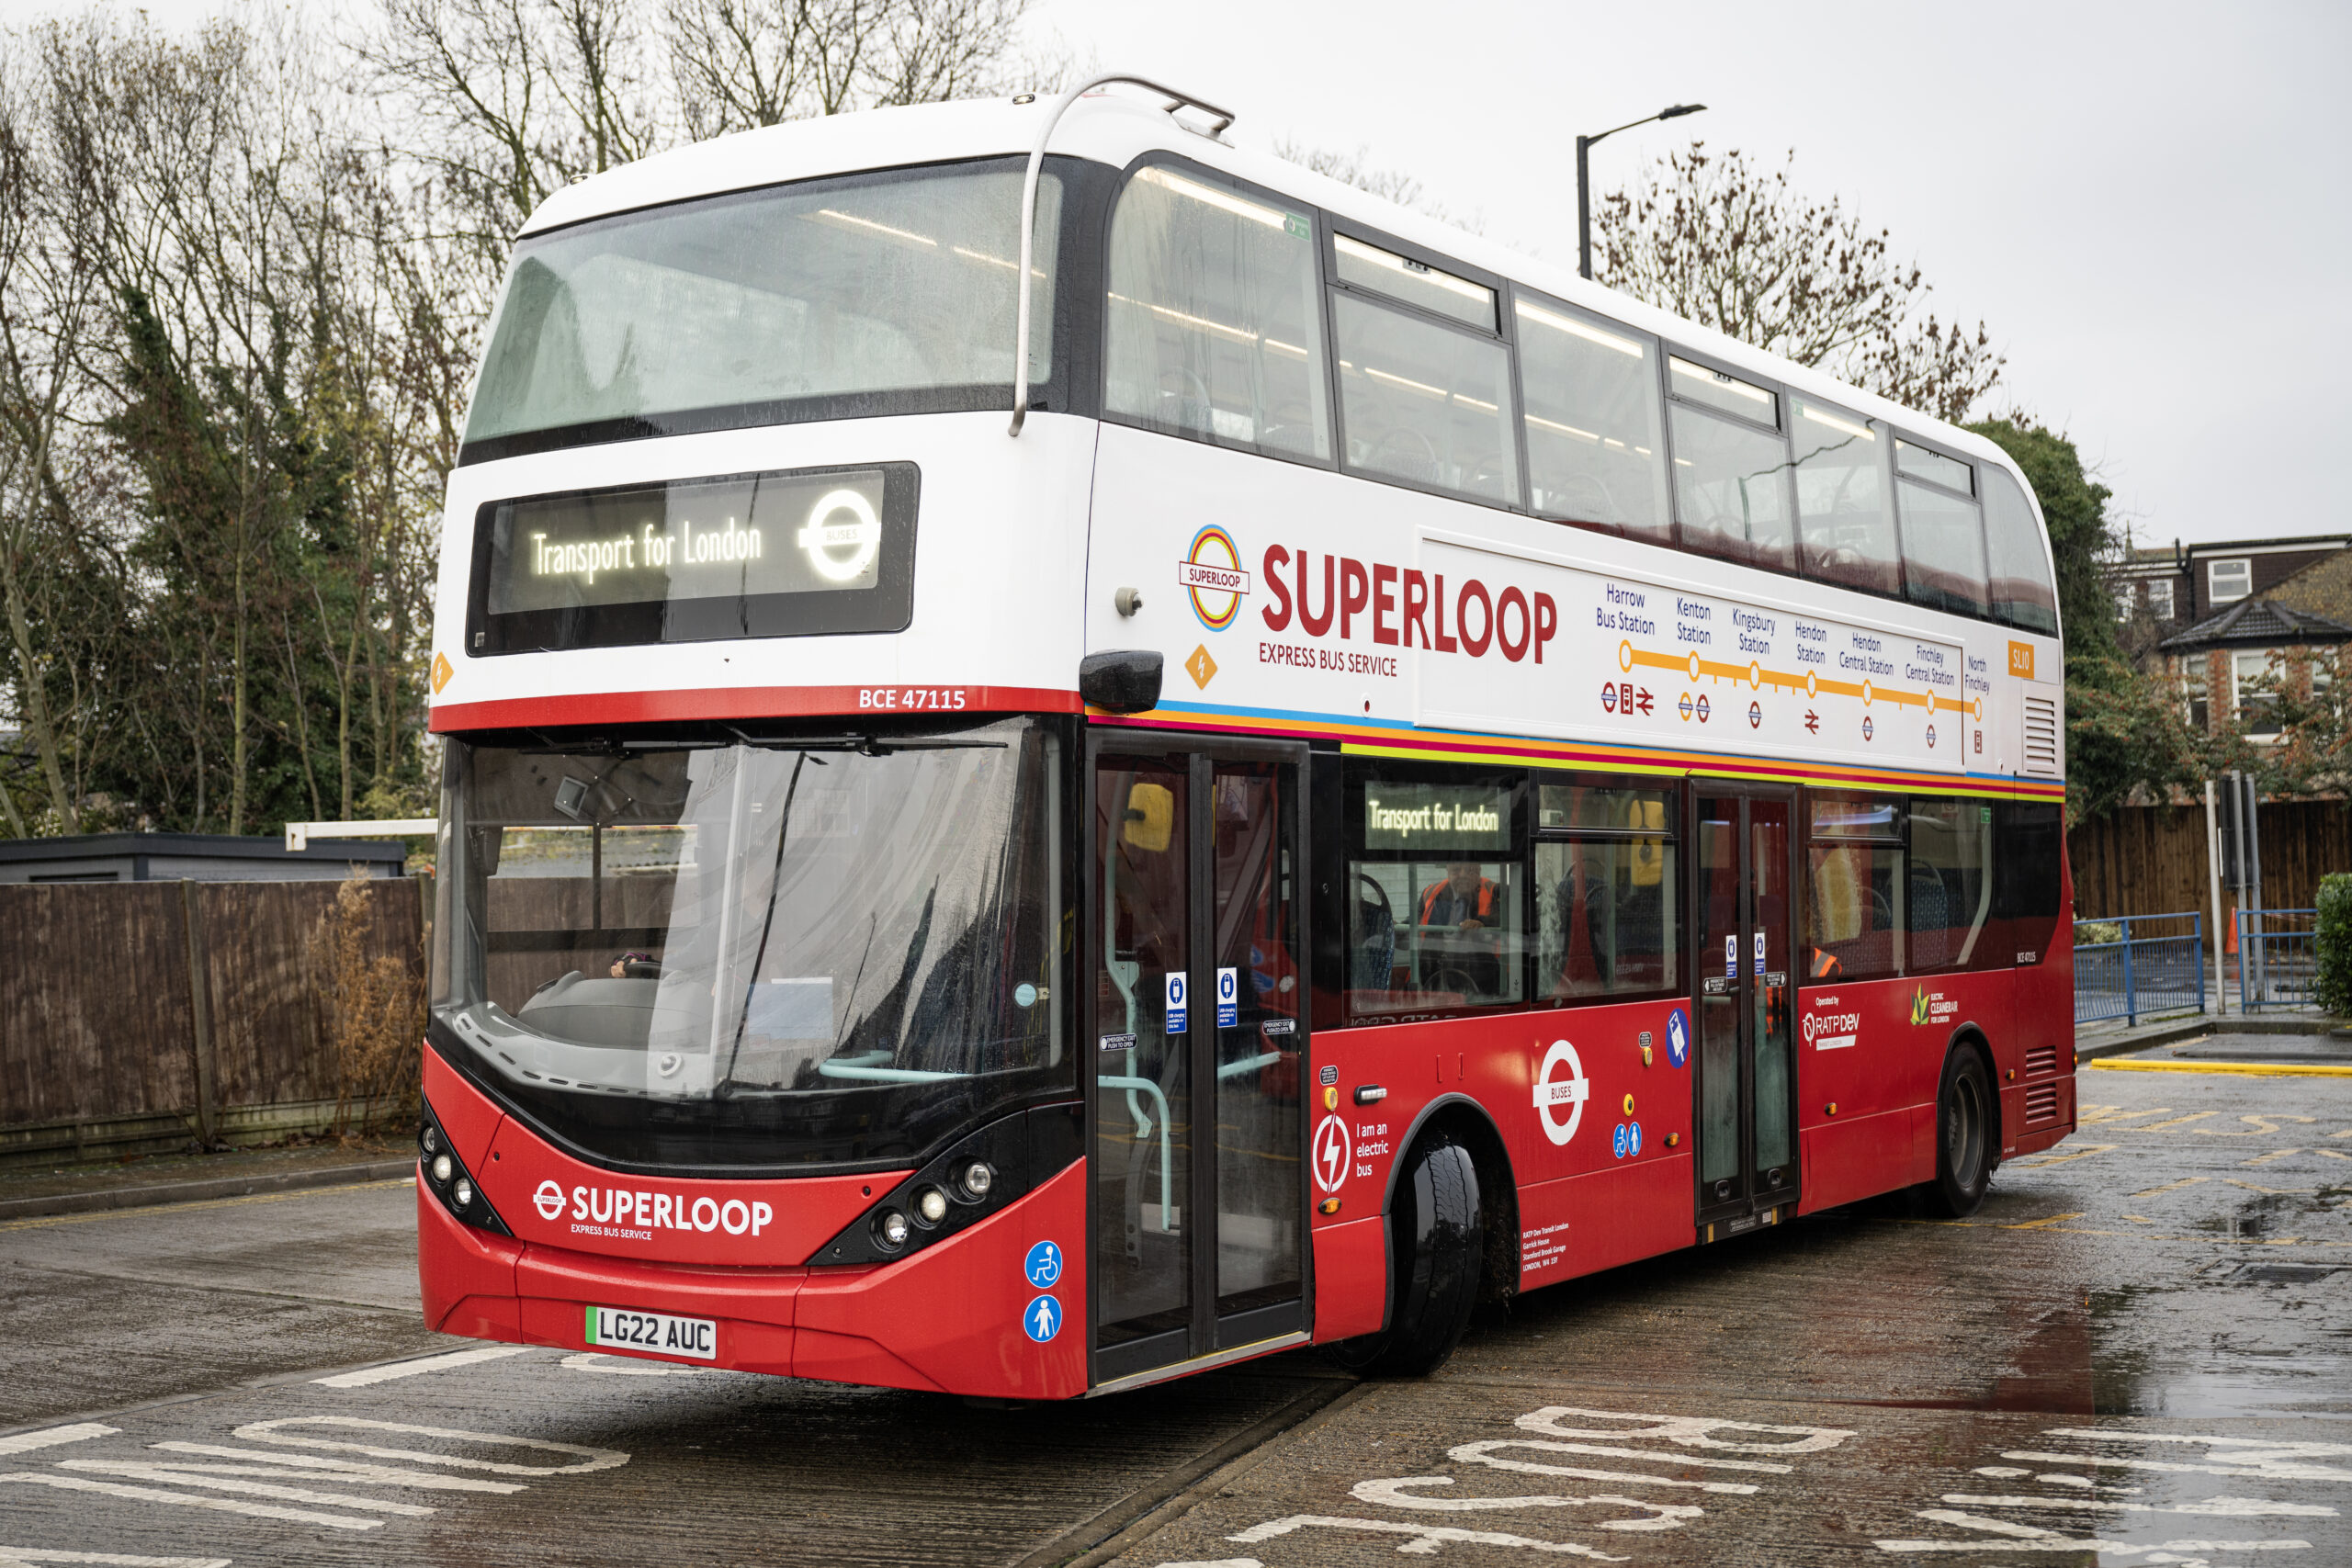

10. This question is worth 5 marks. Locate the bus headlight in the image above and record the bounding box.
[960,1162,994,1200]
[453,1178,475,1209]
[914,1187,948,1225]
[876,1210,910,1248]
[431,1153,455,1185]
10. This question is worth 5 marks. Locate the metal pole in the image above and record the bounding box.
[2204,778,2225,1016]
[1577,135,1594,280]
[2230,771,2250,1011]
[2123,915,2136,1028]
[181,879,217,1147]
[2246,773,2266,1005]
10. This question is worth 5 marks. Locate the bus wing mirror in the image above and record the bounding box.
[1123,783,1174,853]
[1079,649,1162,715]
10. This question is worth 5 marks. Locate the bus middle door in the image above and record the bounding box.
[1693,789,1801,1239]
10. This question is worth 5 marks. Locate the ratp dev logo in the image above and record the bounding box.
[1178,525,1250,631]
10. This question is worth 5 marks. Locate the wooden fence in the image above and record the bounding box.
[2069,800,2352,936]
[0,877,424,1166]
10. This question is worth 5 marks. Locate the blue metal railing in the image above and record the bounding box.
[2240,908,2320,1014]
[2074,911,2205,1027]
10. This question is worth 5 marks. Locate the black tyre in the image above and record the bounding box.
[1925,1046,1994,1217]
[1326,1133,1482,1378]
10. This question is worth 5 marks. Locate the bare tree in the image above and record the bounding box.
[1599,143,2001,423]
[1272,138,1481,234]
[662,0,1035,141]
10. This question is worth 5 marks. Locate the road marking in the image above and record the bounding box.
[2093,1059,2352,1078]
[148,1444,523,1494]
[560,1352,705,1378]
[0,1550,230,1566]
[1352,1477,1702,1529]
[2321,1149,2352,1161]
[2224,1180,2314,1196]
[2243,1149,2305,1164]
[2129,1177,2209,1198]
[54,1461,435,1517]
[1941,1493,2336,1517]
[233,1417,628,1477]
[2008,1145,2116,1168]
[0,1427,118,1457]
[1229,1515,1630,1558]
[313,1346,530,1388]
[2077,1105,2174,1125]
[2133,1110,2222,1130]
[0,1179,414,1234]
[2123,1214,2154,1224]
[2001,1212,2086,1230]
[2197,1116,2320,1137]
[0,1472,381,1530]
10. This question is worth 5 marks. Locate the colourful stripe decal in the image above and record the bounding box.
[1091,698,2066,798]
[431,683,1087,733]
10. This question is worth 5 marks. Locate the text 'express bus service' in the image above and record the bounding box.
[417,79,2075,1397]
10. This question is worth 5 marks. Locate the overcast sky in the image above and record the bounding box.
[88,0,2352,547]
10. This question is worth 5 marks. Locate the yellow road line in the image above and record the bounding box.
[2008,1143,2116,1168]
[2129,1177,2209,1199]
[2090,1059,2352,1079]
[2003,1211,2086,1229]
[0,1177,414,1233]
[2242,1148,2303,1165]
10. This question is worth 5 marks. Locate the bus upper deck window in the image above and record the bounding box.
[1792,398,1899,597]
[1333,235,1496,331]
[1105,165,1329,461]
[1980,465,2058,635]
[1517,299,1669,545]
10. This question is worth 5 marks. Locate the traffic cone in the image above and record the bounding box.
[2225,908,2238,955]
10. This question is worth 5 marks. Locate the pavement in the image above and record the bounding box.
[1,1055,2347,1566]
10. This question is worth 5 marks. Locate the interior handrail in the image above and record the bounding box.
[1009,73,1238,436]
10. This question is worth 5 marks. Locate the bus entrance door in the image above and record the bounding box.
[1090,742,1308,1384]
[1693,791,1800,1238]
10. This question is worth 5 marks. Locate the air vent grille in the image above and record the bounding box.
[2023,692,2061,776]
[2025,1084,2060,1123]
[2025,1044,2059,1077]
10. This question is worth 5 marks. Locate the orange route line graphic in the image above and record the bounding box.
[1617,640,1977,719]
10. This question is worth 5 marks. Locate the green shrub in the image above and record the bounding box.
[2318,874,2352,1017]
[2075,920,2123,947]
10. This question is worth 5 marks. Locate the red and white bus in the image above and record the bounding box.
[416,79,2075,1396]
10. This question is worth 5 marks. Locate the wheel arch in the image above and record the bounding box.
[1380,1092,1521,1302]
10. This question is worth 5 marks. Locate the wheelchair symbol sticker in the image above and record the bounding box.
[1023,1240,1062,1289]
[1023,1294,1062,1343]
[1666,1007,1690,1068]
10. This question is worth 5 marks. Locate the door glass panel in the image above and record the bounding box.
[1210,763,1302,1320]
[1749,801,1793,1185]
[1695,802,1740,1196]
[1093,759,1193,1346]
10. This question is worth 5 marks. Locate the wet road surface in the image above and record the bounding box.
[3,1061,2346,1566]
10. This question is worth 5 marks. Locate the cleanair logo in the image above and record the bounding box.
[567,1185,773,1237]
[533,1179,565,1220]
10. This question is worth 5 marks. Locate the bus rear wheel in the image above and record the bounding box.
[1924,1046,1994,1218]
[1327,1133,1483,1378]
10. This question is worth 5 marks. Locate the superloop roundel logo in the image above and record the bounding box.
[1180,525,1249,632]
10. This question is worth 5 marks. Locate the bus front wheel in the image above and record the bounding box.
[1327,1133,1483,1378]
[1924,1046,1994,1218]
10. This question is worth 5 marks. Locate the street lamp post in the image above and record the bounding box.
[1577,103,1706,281]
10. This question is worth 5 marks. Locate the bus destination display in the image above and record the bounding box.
[469,463,916,652]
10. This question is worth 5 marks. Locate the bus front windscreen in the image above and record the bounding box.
[463,161,1062,455]
[430,719,1067,1169]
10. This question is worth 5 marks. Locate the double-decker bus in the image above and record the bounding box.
[416,79,2075,1397]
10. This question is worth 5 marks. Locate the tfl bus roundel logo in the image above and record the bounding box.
[1178,525,1250,631]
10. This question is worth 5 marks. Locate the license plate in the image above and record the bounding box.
[584,1305,718,1360]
